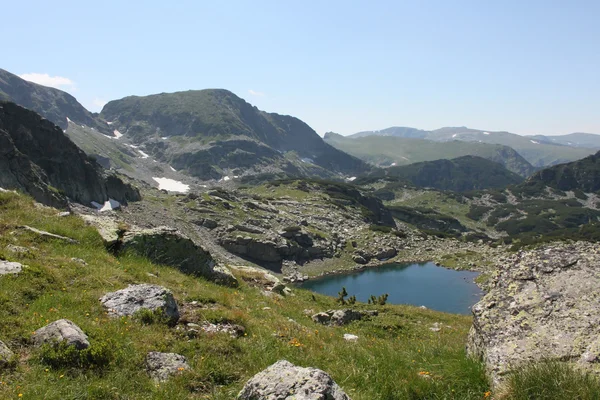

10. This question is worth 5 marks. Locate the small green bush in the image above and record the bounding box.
[133,308,173,325]
[39,340,113,370]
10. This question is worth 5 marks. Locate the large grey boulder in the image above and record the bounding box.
[81,215,121,247]
[0,260,22,276]
[0,340,15,367]
[237,360,351,400]
[33,319,90,350]
[100,284,180,323]
[121,227,214,276]
[467,242,600,387]
[145,352,189,382]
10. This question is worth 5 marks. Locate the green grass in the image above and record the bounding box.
[498,361,600,400]
[0,191,492,399]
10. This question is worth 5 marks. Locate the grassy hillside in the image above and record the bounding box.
[369,156,524,192]
[324,133,536,177]
[0,191,490,399]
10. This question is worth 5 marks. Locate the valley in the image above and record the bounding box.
[1,66,600,399]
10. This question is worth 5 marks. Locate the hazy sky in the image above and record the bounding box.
[2,0,598,136]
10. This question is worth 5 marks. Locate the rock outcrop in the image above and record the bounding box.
[120,226,237,286]
[312,309,378,326]
[467,242,600,386]
[33,319,90,350]
[100,284,180,323]
[237,360,351,400]
[145,352,189,382]
[0,101,139,208]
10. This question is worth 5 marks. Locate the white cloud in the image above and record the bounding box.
[92,98,107,108]
[18,73,75,89]
[248,89,265,97]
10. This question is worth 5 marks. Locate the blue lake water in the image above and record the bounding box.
[300,262,483,315]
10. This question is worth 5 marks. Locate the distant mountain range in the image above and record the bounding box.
[365,155,524,192]
[349,126,599,168]
[324,132,536,177]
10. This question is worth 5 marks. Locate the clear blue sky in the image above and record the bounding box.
[2,0,598,136]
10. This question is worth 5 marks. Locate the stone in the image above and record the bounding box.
[311,312,331,324]
[145,352,189,382]
[5,245,31,255]
[33,319,90,350]
[237,360,351,400]
[100,284,180,323]
[343,334,359,342]
[0,340,14,367]
[0,260,22,276]
[211,264,239,287]
[375,247,397,260]
[467,242,600,387]
[81,215,121,247]
[352,254,368,264]
[202,218,218,229]
[71,257,87,266]
[20,225,78,244]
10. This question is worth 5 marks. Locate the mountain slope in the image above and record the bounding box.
[324,132,536,177]
[0,68,110,134]
[101,90,371,180]
[352,126,598,168]
[527,133,600,149]
[0,101,139,207]
[371,156,524,192]
[519,150,600,193]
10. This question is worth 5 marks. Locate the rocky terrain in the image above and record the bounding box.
[0,101,139,208]
[468,242,600,387]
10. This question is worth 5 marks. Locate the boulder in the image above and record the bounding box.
[375,247,397,260]
[100,284,180,323]
[0,260,22,276]
[211,264,239,287]
[237,360,351,400]
[145,352,189,382]
[20,225,78,244]
[467,242,600,386]
[121,226,215,278]
[81,215,121,247]
[0,340,14,367]
[33,319,90,350]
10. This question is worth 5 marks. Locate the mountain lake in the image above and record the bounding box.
[300,261,483,315]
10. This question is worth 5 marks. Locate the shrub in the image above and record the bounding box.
[133,308,174,326]
[39,340,113,370]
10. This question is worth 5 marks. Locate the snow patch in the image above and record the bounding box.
[161,136,168,140]
[452,134,457,138]
[91,198,121,212]
[300,157,314,164]
[137,150,150,159]
[390,162,397,166]
[113,130,123,139]
[66,117,73,123]
[169,166,176,172]
[401,156,409,161]
[222,176,231,182]
[530,140,540,144]
[483,132,490,135]
[152,177,190,193]
[346,176,357,182]
[106,121,113,125]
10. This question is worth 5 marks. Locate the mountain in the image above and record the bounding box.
[519,150,600,193]
[526,133,600,149]
[370,155,524,192]
[0,68,110,134]
[352,126,598,168]
[0,101,139,208]
[100,89,371,180]
[324,132,536,177]
[351,126,429,139]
